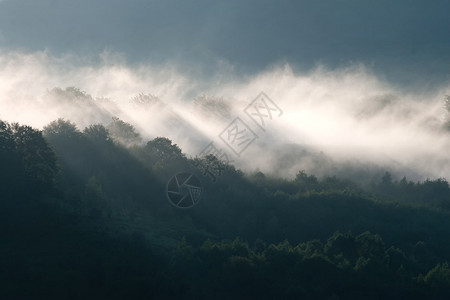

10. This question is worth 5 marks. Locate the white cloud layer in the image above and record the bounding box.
[0,50,448,181]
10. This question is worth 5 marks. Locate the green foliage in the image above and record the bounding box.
[295,169,319,192]
[369,171,450,209]
[43,118,81,140]
[193,94,231,120]
[107,117,142,146]
[84,124,111,143]
[0,120,58,196]
[3,117,450,299]
[145,137,183,162]
[425,262,450,292]
[130,93,160,108]
[47,86,92,101]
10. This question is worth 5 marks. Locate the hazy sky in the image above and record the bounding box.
[0,0,449,87]
[0,1,449,180]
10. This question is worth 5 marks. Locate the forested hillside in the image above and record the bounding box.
[1,118,450,299]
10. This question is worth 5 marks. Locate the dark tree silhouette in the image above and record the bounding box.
[2,117,450,300]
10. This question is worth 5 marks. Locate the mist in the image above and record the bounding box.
[0,50,448,181]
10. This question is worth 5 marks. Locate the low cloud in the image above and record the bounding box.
[0,51,448,181]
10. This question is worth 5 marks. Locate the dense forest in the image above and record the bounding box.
[1,112,450,299]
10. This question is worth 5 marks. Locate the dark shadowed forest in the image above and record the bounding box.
[1,109,450,299]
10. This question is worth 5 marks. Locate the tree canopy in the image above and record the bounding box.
[1,117,450,299]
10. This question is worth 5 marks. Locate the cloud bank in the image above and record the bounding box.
[0,51,448,181]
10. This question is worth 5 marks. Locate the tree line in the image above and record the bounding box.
[1,116,450,299]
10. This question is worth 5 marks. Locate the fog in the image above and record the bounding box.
[0,51,449,181]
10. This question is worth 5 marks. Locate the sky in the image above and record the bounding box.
[0,0,449,87]
[0,0,449,180]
